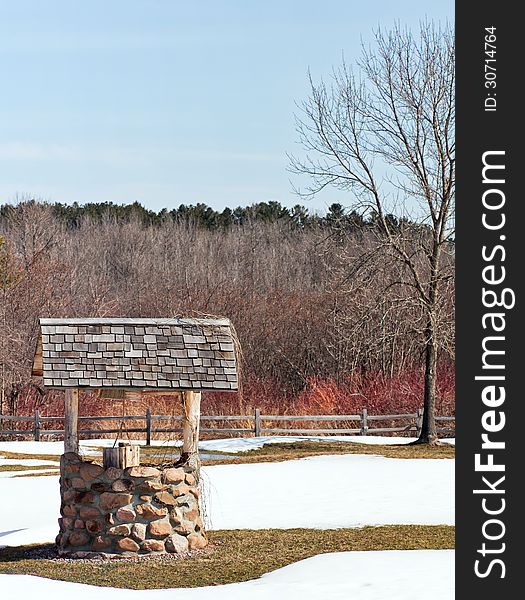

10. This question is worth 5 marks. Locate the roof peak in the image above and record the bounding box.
[39,317,231,327]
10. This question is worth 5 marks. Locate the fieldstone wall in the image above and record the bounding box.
[57,452,207,558]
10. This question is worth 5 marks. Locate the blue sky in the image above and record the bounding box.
[0,0,453,212]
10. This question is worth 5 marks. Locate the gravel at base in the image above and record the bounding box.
[22,543,216,564]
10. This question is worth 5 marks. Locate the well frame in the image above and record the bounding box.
[32,317,239,557]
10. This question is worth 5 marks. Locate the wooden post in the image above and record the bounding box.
[360,408,368,436]
[181,391,201,464]
[34,408,41,442]
[64,388,79,454]
[145,408,152,446]
[254,408,261,437]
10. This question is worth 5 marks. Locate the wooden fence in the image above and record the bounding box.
[0,408,455,443]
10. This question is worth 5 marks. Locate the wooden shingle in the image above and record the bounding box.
[32,318,238,392]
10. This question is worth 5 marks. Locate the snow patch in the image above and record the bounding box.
[0,452,453,547]
[0,550,454,599]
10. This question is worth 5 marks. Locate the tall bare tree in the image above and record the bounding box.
[290,22,455,444]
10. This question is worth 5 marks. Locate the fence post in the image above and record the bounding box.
[416,408,423,436]
[145,408,152,446]
[254,408,261,437]
[34,409,41,442]
[360,408,368,435]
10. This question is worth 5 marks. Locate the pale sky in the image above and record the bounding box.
[0,0,453,212]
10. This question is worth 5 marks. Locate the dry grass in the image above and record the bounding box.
[0,439,454,470]
[0,464,58,473]
[0,451,60,462]
[196,440,456,465]
[13,471,60,478]
[0,525,454,589]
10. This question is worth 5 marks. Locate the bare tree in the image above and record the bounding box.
[290,22,455,444]
[0,196,454,422]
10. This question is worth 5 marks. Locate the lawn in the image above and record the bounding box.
[0,525,454,589]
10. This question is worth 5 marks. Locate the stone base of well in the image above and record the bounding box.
[57,452,207,558]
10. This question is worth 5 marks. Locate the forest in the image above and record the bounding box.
[0,199,455,418]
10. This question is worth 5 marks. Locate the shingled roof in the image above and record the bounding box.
[32,318,238,391]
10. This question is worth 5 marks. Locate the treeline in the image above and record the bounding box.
[0,200,454,417]
[0,199,407,233]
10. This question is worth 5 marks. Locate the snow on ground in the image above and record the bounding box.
[0,452,453,547]
[0,434,455,458]
[0,549,454,600]
[0,475,60,546]
[202,453,454,530]
[0,440,104,457]
[0,439,454,597]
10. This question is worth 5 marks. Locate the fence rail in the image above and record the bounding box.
[0,408,455,443]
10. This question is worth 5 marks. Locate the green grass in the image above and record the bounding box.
[0,525,454,589]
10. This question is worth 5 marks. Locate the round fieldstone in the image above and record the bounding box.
[174,520,194,536]
[125,466,160,479]
[80,462,105,481]
[185,473,196,486]
[169,508,184,526]
[163,467,185,484]
[131,523,147,542]
[64,464,80,475]
[68,530,90,547]
[187,532,208,550]
[116,537,140,552]
[147,519,172,538]
[86,519,104,534]
[112,479,135,493]
[142,539,165,552]
[135,504,167,520]
[165,534,189,554]
[79,505,101,520]
[59,517,73,530]
[62,452,81,463]
[99,492,133,511]
[176,494,194,508]
[137,481,166,493]
[92,535,112,551]
[108,524,131,536]
[62,489,76,503]
[116,507,136,521]
[104,467,123,481]
[91,482,109,493]
[170,483,190,497]
[154,491,177,506]
[184,508,199,521]
[62,504,76,518]
[70,477,86,490]
[74,491,95,505]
